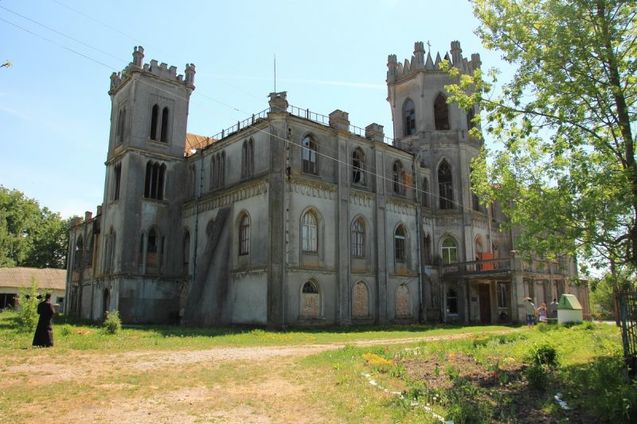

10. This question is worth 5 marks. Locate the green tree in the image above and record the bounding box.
[447,0,637,272]
[16,278,39,332]
[0,186,70,268]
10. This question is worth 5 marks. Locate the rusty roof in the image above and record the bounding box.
[185,133,216,157]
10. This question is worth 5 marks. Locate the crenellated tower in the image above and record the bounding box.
[98,46,196,323]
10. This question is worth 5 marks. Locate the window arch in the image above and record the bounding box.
[86,231,94,266]
[423,234,432,265]
[150,104,159,140]
[447,288,458,314]
[395,284,411,318]
[73,235,84,270]
[351,217,366,258]
[352,148,366,185]
[467,107,476,130]
[441,237,458,264]
[394,224,407,262]
[242,139,255,178]
[301,280,320,319]
[116,107,126,144]
[301,210,318,253]
[402,98,416,136]
[434,93,449,130]
[210,152,225,189]
[144,161,166,200]
[302,135,318,174]
[160,107,169,142]
[352,281,369,319]
[238,213,250,256]
[146,228,160,272]
[112,163,121,201]
[422,176,430,207]
[438,160,453,209]
[393,160,405,194]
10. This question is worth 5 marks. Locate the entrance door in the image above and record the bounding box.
[478,284,491,324]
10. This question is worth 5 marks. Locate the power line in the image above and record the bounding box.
[0,4,127,63]
[0,15,118,71]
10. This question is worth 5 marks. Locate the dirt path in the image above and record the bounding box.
[2,329,518,423]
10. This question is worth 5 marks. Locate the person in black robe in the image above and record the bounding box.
[32,293,54,347]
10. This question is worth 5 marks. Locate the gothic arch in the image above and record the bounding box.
[437,159,454,209]
[350,215,367,258]
[395,284,411,318]
[402,97,416,136]
[352,281,370,319]
[352,147,366,185]
[300,279,321,319]
[237,210,251,256]
[300,207,323,254]
[394,223,408,263]
[301,133,318,174]
[434,92,449,130]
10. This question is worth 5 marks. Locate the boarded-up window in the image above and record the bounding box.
[301,281,320,318]
[352,281,369,319]
[395,284,411,318]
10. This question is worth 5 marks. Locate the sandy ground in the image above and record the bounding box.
[2,330,515,423]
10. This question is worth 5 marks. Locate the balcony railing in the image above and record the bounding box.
[442,258,511,275]
[441,257,568,277]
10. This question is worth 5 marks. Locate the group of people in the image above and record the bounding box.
[525,297,558,326]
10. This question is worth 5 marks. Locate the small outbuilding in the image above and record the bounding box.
[0,267,66,312]
[557,293,583,324]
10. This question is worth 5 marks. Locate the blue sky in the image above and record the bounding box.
[0,0,507,217]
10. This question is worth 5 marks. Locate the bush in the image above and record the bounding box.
[527,343,559,368]
[525,364,549,391]
[16,279,39,332]
[102,310,122,334]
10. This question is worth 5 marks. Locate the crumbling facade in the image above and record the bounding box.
[66,42,590,326]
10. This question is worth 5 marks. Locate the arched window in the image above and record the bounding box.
[160,107,169,142]
[438,160,453,209]
[301,280,320,319]
[402,98,416,136]
[146,228,159,272]
[112,163,121,201]
[301,211,318,253]
[395,284,411,318]
[116,108,126,144]
[423,234,432,265]
[239,213,250,256]
[394,225,406,262]
[434,93,449,130]
[150,104,159,140]
[86,232,94,266]
[447,288,458,314]
[302,136,318,174]
[422,176,430,207]
[105,229,116,274]
[475,236,484,259]
[352,148,365,185]
[73,235,83,270]
[467,108,476,130]
[441,237,458,264]
[351,217,365,258]
[144,161,166,200]
[352,281,369,318]
[393,160,405,194]
[241,139,255,178]
[182,230,190,274]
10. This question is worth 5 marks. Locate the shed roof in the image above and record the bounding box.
[0,267,66,291]
[557,293,582,310]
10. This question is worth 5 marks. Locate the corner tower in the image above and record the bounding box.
[98,46,196,323]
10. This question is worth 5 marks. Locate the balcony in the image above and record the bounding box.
[441,256,568,280]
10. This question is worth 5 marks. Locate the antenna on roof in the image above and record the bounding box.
[273,53,277,93]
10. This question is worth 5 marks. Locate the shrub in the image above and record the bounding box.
[103,310,122,334]
[525,364,549,391]
[16,279,39,332]
[527,343,559,368]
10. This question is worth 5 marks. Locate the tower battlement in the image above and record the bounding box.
[109,46,196,95]
[386,40,481,83]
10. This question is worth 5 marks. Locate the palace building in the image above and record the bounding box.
[65,42,590,326]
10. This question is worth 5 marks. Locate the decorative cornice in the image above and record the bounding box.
[290,179,336,200]
[183,180,268,217]
[386,198,417,216]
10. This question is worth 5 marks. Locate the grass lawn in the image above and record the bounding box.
[1,310,634,423]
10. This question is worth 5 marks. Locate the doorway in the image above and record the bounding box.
[478,284,491,324]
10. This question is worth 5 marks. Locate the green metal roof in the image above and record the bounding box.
[557,294,582,310]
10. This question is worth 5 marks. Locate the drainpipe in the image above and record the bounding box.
[413,151,424,323]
